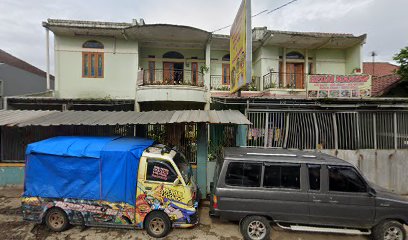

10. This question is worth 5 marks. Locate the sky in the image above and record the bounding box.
[0,0,407,74]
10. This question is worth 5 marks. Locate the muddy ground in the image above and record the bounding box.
[0,186,404,240]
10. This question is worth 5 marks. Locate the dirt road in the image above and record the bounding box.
[0,186,389,240]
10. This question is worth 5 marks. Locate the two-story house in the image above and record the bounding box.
[7,18,366,111]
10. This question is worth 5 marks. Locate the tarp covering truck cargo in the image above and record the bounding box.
[22,136,198,238]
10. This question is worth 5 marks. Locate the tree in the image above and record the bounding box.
[394,46,408,80]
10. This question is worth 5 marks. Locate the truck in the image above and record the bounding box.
[22,136,198,238]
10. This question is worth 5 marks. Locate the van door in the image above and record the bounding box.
[308,165,375,228]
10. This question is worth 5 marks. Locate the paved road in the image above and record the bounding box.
[0,186,399,240]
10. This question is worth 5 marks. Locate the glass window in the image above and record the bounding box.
[173,152,192,184]
[225,162,261,187]
[328,166,367,193]
[148,61,155,82]
[82,52,104,78]
[146,160,178,183]
[308,164,320,191]
[83,54,89,76]
[83,40,104,49]
[263,164,300,189]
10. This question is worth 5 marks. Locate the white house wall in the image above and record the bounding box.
[55,35,139,99]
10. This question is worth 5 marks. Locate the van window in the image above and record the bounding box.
[146,160,178,183]
[225,162,261,187]
[328,166,367,193]
[263,164,300,189]
[308,164,321,191]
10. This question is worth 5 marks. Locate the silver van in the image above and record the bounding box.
[210,147,408,240]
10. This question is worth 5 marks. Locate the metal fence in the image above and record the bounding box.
[247,110,408,150]
[147,123,198,164]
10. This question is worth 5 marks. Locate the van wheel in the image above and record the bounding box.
[145,211,171,238]
[372,220,406,240]
[241,216,271,240]
[45,208,69,232]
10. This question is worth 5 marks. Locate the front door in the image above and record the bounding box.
[308,165,375,228]
[286,63,304,89]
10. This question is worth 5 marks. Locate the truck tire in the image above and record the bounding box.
[240,216,271,240]
[45,208,69,232]
[372,220,406,240]
[145,211,171,238]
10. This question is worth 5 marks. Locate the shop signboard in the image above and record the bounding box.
[230,0,252,93]
[307,74,372,98]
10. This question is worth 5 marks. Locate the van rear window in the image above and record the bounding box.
[263,164,300,189]
[225,162,261,187]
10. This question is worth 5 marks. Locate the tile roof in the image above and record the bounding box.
[0,49,54,80]
[363,62,399,77]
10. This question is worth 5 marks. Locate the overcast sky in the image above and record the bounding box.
[1,0,407,74]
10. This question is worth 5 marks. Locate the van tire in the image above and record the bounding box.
[371,220,406,240]
[240,216,271,240]
[45,208,69,232]
[145,211,171,238]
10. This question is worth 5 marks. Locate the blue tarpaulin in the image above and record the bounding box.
[23,136,154,205]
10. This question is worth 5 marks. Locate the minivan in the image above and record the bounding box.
[210,147,407,240]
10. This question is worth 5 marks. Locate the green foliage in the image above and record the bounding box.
[394,46,408,80]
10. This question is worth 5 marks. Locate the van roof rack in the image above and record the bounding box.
[246,153,317,158]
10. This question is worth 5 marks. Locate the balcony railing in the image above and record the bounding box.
[210,75,230,90]
[139,69,204,87]
[263,72,306,90]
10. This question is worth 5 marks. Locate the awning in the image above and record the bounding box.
[0,110,251,127]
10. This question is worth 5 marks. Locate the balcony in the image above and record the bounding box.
[139,69,204,87]
[263,72,306,90]
[136,69,208,104]
[210,75,230,91]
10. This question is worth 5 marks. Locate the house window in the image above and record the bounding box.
[82,40,104,78]
[191,62,198,85]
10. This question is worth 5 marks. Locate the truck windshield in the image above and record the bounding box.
[174,152,192,184]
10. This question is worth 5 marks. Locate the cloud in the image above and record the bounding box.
[0,0,406,73]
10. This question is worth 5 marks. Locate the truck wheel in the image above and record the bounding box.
[240,216,271,240]
[372,220,406,240]
[145,211,171,238]
[45,208,69,232]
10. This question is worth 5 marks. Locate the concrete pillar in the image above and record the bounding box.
[45,28,50,91]
[236,125,248,147]
[205,41,211,90]
[283,48,287,87]
[304,49,309,75]
[196,123,208,199]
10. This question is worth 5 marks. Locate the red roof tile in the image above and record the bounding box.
[363,62,399,77]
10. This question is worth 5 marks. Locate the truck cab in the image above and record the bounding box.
[21,136,198,238]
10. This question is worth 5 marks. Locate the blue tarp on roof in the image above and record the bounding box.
[23,136,154,205]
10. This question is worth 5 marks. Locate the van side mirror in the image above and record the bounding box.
[368,187,376,197]
[173,177,181,186]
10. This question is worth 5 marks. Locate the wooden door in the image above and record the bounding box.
[286,63,304,89]
[163,62,174,84]
[222,64,230,85]
[294,63,304,89]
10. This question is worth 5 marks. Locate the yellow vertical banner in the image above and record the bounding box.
[230,0,252,93]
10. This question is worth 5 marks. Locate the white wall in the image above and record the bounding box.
[55,35,139,99]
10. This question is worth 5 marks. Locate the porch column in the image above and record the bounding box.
[236,125,247,147]
[205,41,211,90]
[283,48,287,87]
[196,123,208,199]
[304,49,309,90]
[45,28,50,91]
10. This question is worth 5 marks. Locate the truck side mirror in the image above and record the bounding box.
[173,177,181,186]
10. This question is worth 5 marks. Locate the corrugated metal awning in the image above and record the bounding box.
[0,110,251,127]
